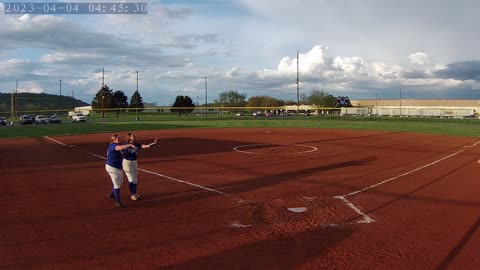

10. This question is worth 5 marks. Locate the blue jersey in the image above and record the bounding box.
[123,142,141,161]
[106,143,123,169]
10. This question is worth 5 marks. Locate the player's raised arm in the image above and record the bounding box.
[143,137,157,148]
[116,143,137,151]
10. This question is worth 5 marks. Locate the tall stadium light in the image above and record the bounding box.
[59,79,62,112]
[399,87,402,117]
[205,77,208,119]
[136,71,139,121]
[10,89,14,124]
[296,50,300,117]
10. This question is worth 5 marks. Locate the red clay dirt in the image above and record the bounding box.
[1,128,479,269]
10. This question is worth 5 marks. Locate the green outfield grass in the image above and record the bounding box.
[1,114,480,139]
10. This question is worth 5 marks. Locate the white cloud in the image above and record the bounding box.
[225,67,240,78]
[333,56,365,74]
[40,52,105,64]
[409,52,431,65]
[0,59,33,76]
[17,82,44,94]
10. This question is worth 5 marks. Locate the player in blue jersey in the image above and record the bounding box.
[122,132,157,201]
[106,134,138,207]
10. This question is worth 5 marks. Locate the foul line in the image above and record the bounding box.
[44,136,69,147]
[44,136,244,203]
[334,140,480,224]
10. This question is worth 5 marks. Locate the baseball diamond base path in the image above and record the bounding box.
[1,128,479,269]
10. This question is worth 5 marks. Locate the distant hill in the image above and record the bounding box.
[0,92,89,114]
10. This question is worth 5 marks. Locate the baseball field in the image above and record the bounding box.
[1,119,479,269]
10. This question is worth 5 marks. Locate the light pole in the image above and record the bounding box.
[136,71,139,121]
[59,79,62,113]
[205,77,208,119]
[296,50,299,117]
[399,87,402,117]
[102,93,104,118]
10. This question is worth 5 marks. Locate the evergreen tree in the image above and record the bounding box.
[171,95,195,115]
[112,90,128,117]
[91,85,113,118]
[129,90,144,113]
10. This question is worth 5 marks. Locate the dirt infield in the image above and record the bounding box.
[1,128,479,269]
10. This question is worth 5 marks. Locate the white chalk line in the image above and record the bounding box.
[44,136,69,147]
[334,196,375,224]
[334,140,480,224]
[233,143,318,155]
[44,136,245,203]
[138,167,245,202]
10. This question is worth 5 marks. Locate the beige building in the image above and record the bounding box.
[345,99,480,118]
[350,99,480,107]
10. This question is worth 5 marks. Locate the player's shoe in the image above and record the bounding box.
[108,193,115,200]
[130,194,140,201]
[115,201,125,208]
[134,193,141,198]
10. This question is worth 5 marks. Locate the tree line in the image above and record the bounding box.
[91,85,144,117]
[91,86,352,117]
[210,89,351,108]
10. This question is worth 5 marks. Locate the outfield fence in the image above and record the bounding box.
[2,106,480,125]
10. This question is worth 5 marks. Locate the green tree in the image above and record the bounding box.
[307,89,329,105]
[171,95,195,115]
[319,95,337,107]
[246,96,282,107]
[300,93,308,105]
[111,90,128,117]
[129,90,144,113]
[91,85,113,118]
[214,90,247,107]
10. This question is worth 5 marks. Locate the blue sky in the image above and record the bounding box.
[1,0,480,105]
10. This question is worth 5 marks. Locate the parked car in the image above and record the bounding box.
[19,115,33,125]
[34,115,48,124]
[48,115,61,124]
[235,111,248,117]
[0,117,7,126]
[72,113,86,123]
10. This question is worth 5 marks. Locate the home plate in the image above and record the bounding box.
[287,207,307,213]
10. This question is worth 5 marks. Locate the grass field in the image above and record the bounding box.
[1,113,480,138]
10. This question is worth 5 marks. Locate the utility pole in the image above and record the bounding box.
[59,79,62,111]
[10,88,14,124]
[11,80,18,124]
[205,77,208,119]
[101,68,105,118]
[15,80,18,119]
[136,71,139,121]
[296,50,300,117]
[399,88,402,117]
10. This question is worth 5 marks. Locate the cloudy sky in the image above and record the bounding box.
[1,0,480,105]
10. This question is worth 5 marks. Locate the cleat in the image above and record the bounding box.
[130,194,140,201]
[115,201,125,208]
[134,193,141,198]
